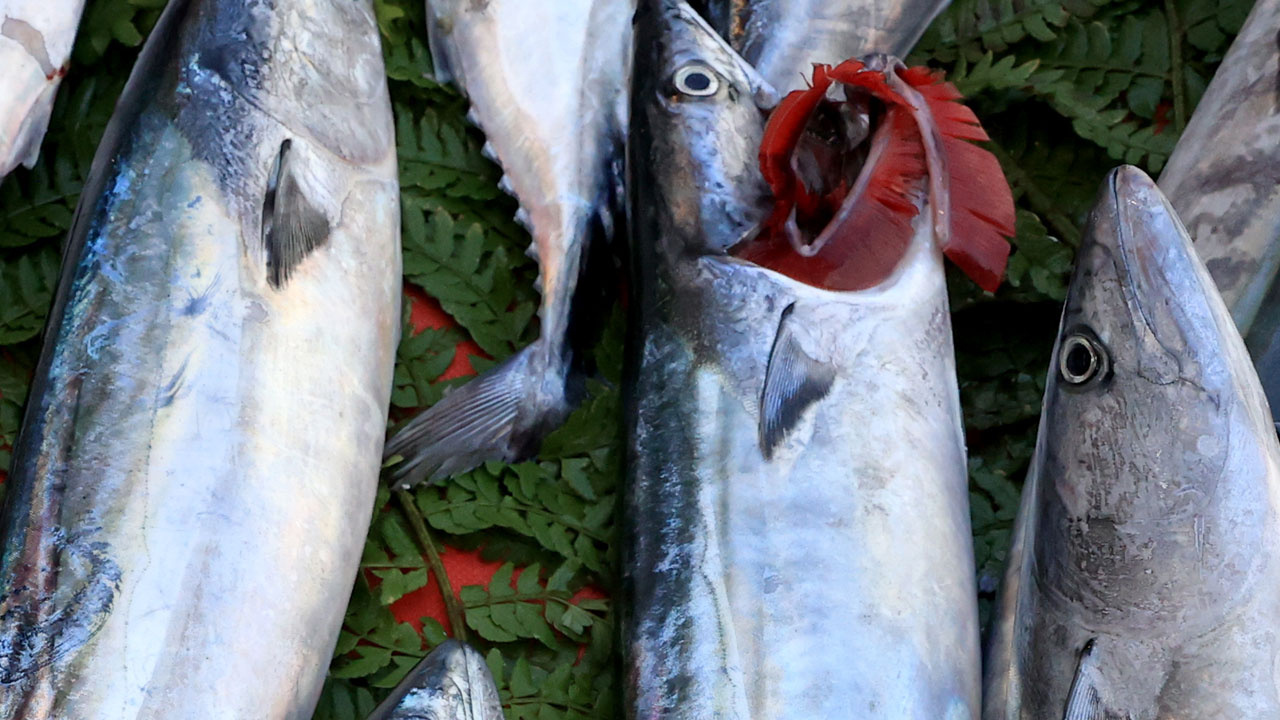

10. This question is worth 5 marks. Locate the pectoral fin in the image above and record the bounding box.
[1063,639,1109,720]
[262,139,329,289]
[759,303,835,458]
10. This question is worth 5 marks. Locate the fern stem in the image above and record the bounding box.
[395,488,469,643]
[1164,0,1188,132]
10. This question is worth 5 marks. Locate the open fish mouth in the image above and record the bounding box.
[732,56,1016,294]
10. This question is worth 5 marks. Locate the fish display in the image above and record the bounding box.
[623,0,1013,716]
[384,0,634,486]
[695,0,949,92]
[982,166,1280,718]
[1157,0,1280,417]
[0,0,87,177]
[0,0,400,713]
[366,640,504,720]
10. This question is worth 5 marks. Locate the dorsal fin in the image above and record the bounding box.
[262,139,330,289]
[759,304,836,458]
[1063,639,1106,720]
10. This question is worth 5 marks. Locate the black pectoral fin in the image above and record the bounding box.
[262,139,330,289]
[1063,639,1107,720]
[759,303,836,459]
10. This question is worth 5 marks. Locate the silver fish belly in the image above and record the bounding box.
[0,0,400,714]
[695,0,949,93]
[383,0,634,486]
[0,0,87,176]
[983,166,1280,719]
[623,2,978,717]
[366,640,503,720]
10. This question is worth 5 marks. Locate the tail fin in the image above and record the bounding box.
[384,343,573,487]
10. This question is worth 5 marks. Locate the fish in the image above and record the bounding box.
[0,0,400,713]
[366,640,504,720]
[982,166,1280,718]
[0,0,87,177]
[383,0,634,486]
[692,0,949,93]
[1157,0,1280,418]
[623,1,1012,716]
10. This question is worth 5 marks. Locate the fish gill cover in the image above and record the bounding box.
[0,0,1254,716]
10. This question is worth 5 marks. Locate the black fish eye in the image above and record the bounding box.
[1059,333,1107,385]
[674,63,719,97]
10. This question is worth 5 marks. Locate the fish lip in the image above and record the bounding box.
[1102,164,1194,385]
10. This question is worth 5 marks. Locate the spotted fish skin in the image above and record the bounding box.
[983,167,1280,719]
[1157,0,1280,421]
[0,0,400,714]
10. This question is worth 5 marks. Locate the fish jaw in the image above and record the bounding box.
[366,640,503,720]
[983,167,1280,718]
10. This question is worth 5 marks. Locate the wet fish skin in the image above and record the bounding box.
[624,2,978,717]
[383,0,634,486]
[693,0,949,93]
[366,640,503,720]
[1157,0,1280,417]
[0,0,87,176]
[0,0,399,714]
[983,166,1280,719]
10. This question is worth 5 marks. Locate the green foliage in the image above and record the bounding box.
[0,0,1254,715]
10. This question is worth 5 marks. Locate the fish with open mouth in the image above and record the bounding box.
[0,0,87,177]
[982,166,1280,718]
[384,0,634,486]
[1158,0,1280,420]
[0,0,400,713]
[623,0,1013,717]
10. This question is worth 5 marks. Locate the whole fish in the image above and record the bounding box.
[0,0,86,176]
[983,166,1280,718]
[623,1,1011,716]
[693,0,948,93]
[384,0,633,486]
[1157,0,1280,417]
[366,640,503,720]
[0,0,399,713]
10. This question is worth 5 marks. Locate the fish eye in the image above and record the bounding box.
[673,63,719,97]
[1059,333,1108,385]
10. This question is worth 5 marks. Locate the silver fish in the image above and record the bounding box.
[623,2,978,717]
[982,166,1280,718]
[1157,0,1280,417]
[0,0,400,713]
[0,0,86,176]
[384,0,634,486]
[366,640,503,720]
[693,0,949,93]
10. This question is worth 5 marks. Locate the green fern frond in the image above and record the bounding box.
[0,245,60,345]
[918,0,1113,60]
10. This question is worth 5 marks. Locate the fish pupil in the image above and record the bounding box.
[1063,338,1097,382]
[683,72,710,91]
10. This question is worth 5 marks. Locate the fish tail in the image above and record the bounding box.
[383,341,575,487]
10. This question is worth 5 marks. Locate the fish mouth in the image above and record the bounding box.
[1099,165,1205,384]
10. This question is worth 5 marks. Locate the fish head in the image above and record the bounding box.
[630,0,777,255]
[366,640,503,720]
[1034,165,1277,616]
